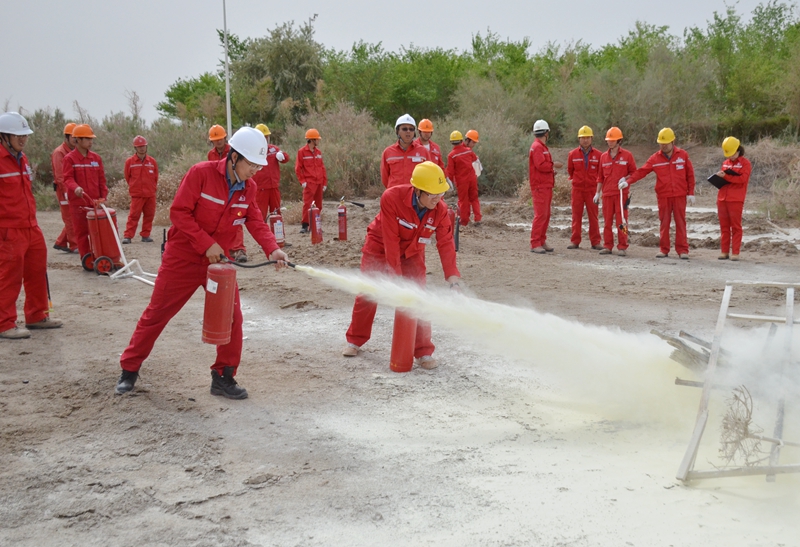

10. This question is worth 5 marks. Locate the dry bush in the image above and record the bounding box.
[513,173,571,206]
[153,147,207,226]
[282,102,393,199]
[105,179,131,210]
[281,200,304,225]
[747,138,800,189]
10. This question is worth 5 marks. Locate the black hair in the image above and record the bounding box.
[737,145,745,157]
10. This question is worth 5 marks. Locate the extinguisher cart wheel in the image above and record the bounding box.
[93,256,115,275]
[81,253,95,272]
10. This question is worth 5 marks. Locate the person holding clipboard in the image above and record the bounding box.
[711,137,751,261]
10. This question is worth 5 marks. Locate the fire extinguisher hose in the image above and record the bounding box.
[220,257,297,269]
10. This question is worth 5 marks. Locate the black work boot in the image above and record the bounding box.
[210,367,248,399]
[115,370,138,395]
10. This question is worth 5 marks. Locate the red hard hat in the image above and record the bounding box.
[133,135,148,147]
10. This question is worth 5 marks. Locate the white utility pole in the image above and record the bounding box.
[223,0,232,137]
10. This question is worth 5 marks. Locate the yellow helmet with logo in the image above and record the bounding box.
[722,136,740,157]
[449,130,463,142]
[577,125,593,138]
[410,161,449,194]
[657,127,676,144]
[255,123,271,137]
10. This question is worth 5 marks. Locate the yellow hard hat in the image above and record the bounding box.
[410,161,449,194]
[255,123,271,136]
[449,130,463,142]
[577,125,593,138]
[657,127,676,144]
[722,136,740,158]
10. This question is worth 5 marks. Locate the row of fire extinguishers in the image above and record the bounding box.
[266,198,460,251]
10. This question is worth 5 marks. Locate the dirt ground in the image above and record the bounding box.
[2,182,799,546]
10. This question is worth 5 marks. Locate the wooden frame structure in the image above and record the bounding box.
[676,281,799,482]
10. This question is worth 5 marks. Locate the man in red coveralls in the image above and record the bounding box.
[596,127,636,256]
[295,128,327,233]
[115,127,290,398]
[566,126,603,250]
[715,136,752,261]
[529,120,563,253]
[62,124,109,265]
[253,124,290,219]
[380,114,430,189]
[619,127,695,259]
[415,119,444,170]
[208,124,246,261]
[445,129,482,227]
[342,161,462,370]
[0,112,63,339]
[51,122,78,253]
[122,135,158,244]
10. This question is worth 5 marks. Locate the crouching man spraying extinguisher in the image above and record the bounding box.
[342,161,462,370]
[115,127,289,398]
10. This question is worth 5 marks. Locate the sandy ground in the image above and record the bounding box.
[2,187,799,547]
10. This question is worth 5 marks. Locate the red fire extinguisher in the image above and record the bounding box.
[390,308,417,373]
[338,198,347,241]
[309,201,323,245]
[202,263,237,345]
[268,209,285,248]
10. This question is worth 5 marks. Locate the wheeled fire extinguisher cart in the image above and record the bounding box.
[80,196,157,285]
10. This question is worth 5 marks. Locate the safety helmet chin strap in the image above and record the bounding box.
[227,149,244,184]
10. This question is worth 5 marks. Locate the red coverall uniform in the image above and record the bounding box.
[51,142,77,251]
[380,141,430,189]
[528,139,555,248]
[0,146,50,333]
[717,156,752,255]
[119,159,279,376]
[62,149,109,260]
[123,153,158,239]
[445,144,481,226]
[414,138,445,170]
[346,185,460,357]
[567,146,602,247]
[210,144,246,253]
[295,144,327,225]
[598,148,636,250]
[627,147,695,255]
[207,144,231,162]
[252,145,290,220]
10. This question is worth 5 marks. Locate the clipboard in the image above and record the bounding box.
[707,174,729,189]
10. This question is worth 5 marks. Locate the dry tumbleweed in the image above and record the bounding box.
[719,386,769,467]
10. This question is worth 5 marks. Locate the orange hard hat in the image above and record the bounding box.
[209,124,227,140]
[64,122,77,135]
[605,127,623,141]
[305,128,321,140]
[465,129,479,142]
[72,124,96,138]
[419,119,434,132]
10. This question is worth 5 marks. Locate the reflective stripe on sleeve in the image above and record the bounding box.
[200,192,225,205]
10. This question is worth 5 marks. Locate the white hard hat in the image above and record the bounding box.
[229,127,268,166]
[0,112,33,135]
[395,113,416,130]
[533,119,550,135]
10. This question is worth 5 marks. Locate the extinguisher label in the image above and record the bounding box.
[207,279,219,294]
[275,221,284,239]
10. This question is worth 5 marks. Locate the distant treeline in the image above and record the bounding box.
[157,1,800,144]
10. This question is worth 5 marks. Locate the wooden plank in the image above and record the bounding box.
[726,313,798,324]
[768,288,794,482]
[677,410,708,481]
[687,464,800,480]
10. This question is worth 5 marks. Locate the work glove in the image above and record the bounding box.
[687,195,696,206]
[593,192,602,205]
[446,178,454,190]
[276,151,285,162]
[323,186,327,192]
[472,159,483,177]
[301,182,307,189]
[618,177,628,190]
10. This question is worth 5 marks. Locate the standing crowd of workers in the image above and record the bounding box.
[1,109,751,398]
